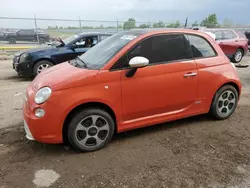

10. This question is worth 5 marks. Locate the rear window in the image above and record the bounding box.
[186,34,216,58]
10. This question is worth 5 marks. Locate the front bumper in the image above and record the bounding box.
[24,119,34,140]
[13,56,33,77]
[22,85,64,144]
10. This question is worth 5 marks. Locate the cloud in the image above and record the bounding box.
[0,0,249,28]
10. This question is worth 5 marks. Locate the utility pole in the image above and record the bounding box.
[78,17,82,32]
[184,17,188,28]
[34,14,40,44]
[116,18,119,33]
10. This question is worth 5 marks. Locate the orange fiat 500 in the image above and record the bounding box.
[23,29,242,152]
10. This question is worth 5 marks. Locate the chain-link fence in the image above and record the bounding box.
[0,16,249,45]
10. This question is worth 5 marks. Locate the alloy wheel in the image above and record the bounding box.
[217,90,236,117]
[235,50,243,62]
[37,64,51,74]
[74,115,110,148]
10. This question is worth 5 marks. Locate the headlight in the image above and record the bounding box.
[19,53,29,62]
[34,87,52,104]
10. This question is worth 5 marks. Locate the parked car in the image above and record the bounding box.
[206,29,248,63]
[3,29,50,44]
[23,29,242,152]
[13,33,112,77]
[245,31,250,46]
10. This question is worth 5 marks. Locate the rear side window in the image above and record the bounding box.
[186,35,216,58]
[223,30,237,40]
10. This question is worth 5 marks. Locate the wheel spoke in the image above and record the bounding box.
[229,98,236,104]
[91,115,99,126]
[98,124,109,131]
[76,123,88,132]
[79,135,90,146]
[93,135,103,146]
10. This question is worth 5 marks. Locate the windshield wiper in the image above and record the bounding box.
[76,57,87,68]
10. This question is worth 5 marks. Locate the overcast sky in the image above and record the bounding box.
[0,0,249,28]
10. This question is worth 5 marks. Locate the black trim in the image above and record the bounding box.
[109,32,219,72]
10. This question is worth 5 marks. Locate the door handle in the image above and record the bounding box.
[184,72,197,77]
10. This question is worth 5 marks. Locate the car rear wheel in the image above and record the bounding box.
[8,38,16,44]
[210,85,238,120]
[67,108,115,152]
[232,49,243,63]
[39,38,46,44]
[33,60,53,76]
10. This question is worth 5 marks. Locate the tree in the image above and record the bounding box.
[201,13,218,28]
[139,24,150,28]
[123,18,136,30]
[192,21,199,27]
[153,21,165,28]
[166,21,181,28]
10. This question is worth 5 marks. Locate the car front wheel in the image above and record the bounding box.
[210,85,238,120]
[232,49,243,63]
[67,108,115,152]
[33,60,53,76]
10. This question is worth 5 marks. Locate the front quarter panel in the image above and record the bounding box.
[50,69,122,129]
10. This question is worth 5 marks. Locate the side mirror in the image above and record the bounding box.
[126,56,149,78]
[129,56,149,68]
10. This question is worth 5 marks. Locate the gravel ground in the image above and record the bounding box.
[0,57,250,188]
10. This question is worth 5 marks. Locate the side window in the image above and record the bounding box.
[18,30,26,35]
[130,34,188,64]
[214,31,223,40]
[75,36,98,48]
[187,35,216,58]
[223,30,237,40]
[75,38,86,48]
[112,34,190,70]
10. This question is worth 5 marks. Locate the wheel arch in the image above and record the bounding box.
[211,81,241,108]
[62,102,117,144]
[33,58,56,68]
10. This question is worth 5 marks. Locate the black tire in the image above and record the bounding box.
[39,38,46,44]
[67,108,115,152]
[210,85,238,120]
[33,60,54,76]
[232,49,243,63]
[8,37,16,44]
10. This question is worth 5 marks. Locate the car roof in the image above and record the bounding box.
[78,32,113,37]
[124,28,202,35]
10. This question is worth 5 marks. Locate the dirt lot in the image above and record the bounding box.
[0,58,250,188]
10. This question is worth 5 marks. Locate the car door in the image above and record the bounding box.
[18,30,34,41]
[219,30,238,57]
[116,34,198,121]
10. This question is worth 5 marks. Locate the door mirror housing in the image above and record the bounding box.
[129,56,149,68]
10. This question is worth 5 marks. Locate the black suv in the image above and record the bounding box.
[3,29,50,44]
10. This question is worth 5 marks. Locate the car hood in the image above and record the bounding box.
[15,46,58,56]
[32,62,99,91]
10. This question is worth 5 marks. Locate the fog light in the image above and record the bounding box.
[35,108,45,118]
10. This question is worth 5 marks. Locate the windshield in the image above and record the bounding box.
[78,32,141,69]
[53,34,79,47]
[63,35,79,45]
